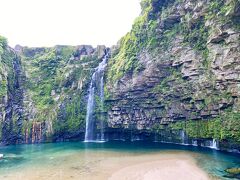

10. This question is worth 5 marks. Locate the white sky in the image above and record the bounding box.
[0,0,141,47]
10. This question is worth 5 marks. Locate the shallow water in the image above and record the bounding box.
[0,141,239,179]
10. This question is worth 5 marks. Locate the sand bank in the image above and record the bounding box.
[109,154,209,180]
[0,151,211,180]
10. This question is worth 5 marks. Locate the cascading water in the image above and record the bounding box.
[84,80,95,141]
[84,51,109,142]
[180,130,185,144]
[192,140,198,146]
[209,139,219,150]
[99,76,105,141]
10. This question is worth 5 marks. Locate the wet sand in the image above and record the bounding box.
[109,155,209,180]
[0,151,211,180]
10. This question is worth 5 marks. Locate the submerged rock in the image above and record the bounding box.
[225,168,240,179]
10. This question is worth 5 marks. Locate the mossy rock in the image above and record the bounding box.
[225,168,240,175]
[224,168,240,179]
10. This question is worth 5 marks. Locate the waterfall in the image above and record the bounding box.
[210,139,218,150]
[180,130,185,144]
[84,80,95,141]
[84,51,108,142]
[192,140,198,146]
[99,76,105,141]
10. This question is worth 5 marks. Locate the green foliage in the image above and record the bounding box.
[152,77,170,94]
[169,121,185,130]
[152,124,165,133]
[53,96,85,134]
[107,0,214,84]
[182,17,209,51]
[0,36,16,99]
[206,0,225,20]
[20,45,100,133]
[107,0,161,83]
[159,23,182,50]
[169,111,240,144]
[0,79,7,98]
[0,36,7,55]
[204,91,232,106]
[22,48,57,112]
[58,46,75,60]
[183,119,222,139]
[206,0,240,30]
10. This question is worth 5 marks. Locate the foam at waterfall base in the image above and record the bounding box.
[84,140,107,143]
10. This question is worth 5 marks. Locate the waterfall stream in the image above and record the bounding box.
[209,139,219,150]
[84,51,108,142]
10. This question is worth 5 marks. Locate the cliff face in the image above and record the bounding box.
[0,37,24,145]
[0,0,239,151]
[105,0,240,151]
[19,45,107,143]
[0,41,107,145]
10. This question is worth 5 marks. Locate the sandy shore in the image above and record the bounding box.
[0,151,211,180]
[109,155,209,180]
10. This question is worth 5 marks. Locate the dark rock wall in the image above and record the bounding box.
[105,0,240,151]
[0,43,107,145]
[0,47,24,145]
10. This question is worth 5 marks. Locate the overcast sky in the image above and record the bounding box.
[0,0,141,47]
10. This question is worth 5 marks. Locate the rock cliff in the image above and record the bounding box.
[0,0,239,152]
[0,41,107,145]
[105,0,240,151]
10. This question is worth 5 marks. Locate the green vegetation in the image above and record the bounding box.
[170,111,240,144]
[107,0,240,86]
[0,36,21,102]
[21,46,94,121]
[206,0,239,28]
[0,36,9,99]
[107,0,164,83]
[0,36,7,55]
[107,0,240,149]
[1,0,240,147]
[19,45,103,138]
[53,96,86,135]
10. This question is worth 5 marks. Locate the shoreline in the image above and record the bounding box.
[0,151,213,180]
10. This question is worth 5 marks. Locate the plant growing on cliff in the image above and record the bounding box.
[107,0,164,83]
[169,111,240,144]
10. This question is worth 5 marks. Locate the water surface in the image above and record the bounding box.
[0,141,239,179]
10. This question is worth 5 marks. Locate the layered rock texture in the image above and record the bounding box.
[0,0,240,151]
[105,0,240,151]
